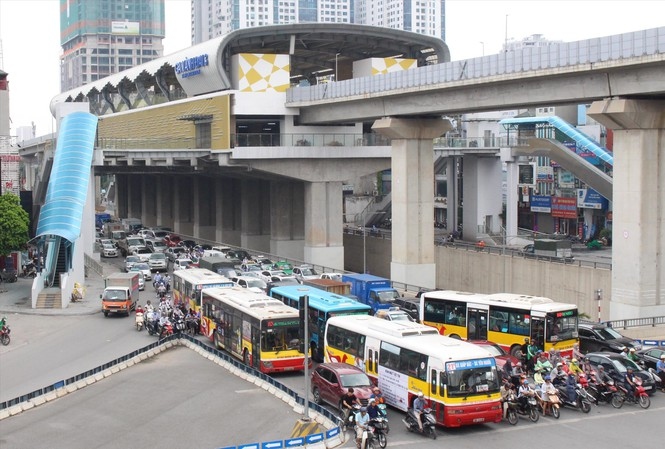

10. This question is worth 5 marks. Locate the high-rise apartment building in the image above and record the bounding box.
[60,0,166,91]
[191,0,444,45]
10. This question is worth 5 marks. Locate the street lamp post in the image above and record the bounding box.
[479,41,485,56]
[335,53,340,80]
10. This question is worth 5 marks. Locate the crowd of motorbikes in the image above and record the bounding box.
[501,352,655,426]
[134,277,200,340]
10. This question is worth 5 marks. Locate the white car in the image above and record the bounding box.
[320,272,343,282]
[148,252,168,272]
[232,276,268,293]
[375,307,415,322]
[146,238,168,253]
[101,243,118,258]
[173,258,193,271]
[132,247,152,263]
[130,262,151,281]
[124,255,140,272]
[258,270,289,284]
[292,265,319,283]
[136,271,145,291]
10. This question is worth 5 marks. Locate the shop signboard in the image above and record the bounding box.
[530,195,552,213]
[577,188,608,210]
[551,197,578,219]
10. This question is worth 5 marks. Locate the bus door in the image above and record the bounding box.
[364,336,380,376]
[251,325,260,368]
[222,310,233,350]
[467,306,488,340]
[530,313,545,350]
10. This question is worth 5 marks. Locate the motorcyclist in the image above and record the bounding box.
[500,379,514,419]
[623,367,637,397]
[565,372,578,404]
[517,377,534,410]
[551,362,567,386]
[534,352,553,383]
[568,358,584,377]
[136,304,145,314]
[657,355,665,392]
[341,388,359,423]
[366,398,380,419]
[0,316,7,333]
[627,348,640,363]
[580,356,593,375]
[540,375,557,415]
[354,406,370,449]
[370,386,385,405]
[145,300,154,312]
[412,391,427,432]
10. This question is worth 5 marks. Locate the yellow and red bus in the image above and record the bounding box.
[201,286,306,373]
[420,290,579,358]
[172,267,234,312]
[324,315,502,427]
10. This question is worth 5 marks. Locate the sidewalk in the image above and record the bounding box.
[0,271,107,316]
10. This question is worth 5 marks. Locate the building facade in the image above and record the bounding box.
[60,0,166,91]
[191,0,444,45]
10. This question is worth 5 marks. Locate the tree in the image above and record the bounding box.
[0,192,29,256]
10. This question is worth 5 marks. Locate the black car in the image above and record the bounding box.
[586,352,656,395]
[392,297,421,322]
[577,321,641,354]
[227,249,251,261]
[635,346,665,371]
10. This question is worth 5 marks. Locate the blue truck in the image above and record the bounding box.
[341,273,400,314]
[95,213,112,229]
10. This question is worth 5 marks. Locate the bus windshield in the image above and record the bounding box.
[547,312,579,342]
[445,359,500,397]
[263,320,300,352]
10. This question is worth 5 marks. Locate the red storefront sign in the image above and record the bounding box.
[551,197,578,219]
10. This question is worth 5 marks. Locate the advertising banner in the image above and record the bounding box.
[518,163,535,186]
[530,195,552,213]
[552,197,578,219]
[111,21,140,35]
[577,188,608,209]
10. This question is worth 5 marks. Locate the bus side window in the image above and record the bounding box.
[431,369,438,395]
[358,335,366,359]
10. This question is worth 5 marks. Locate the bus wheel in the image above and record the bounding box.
[449,334,461,340]
[510,345,522,358]
[213,332,220,349]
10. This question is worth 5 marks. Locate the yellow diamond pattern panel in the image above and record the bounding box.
[237,53,290,92]
[371,58,417,75]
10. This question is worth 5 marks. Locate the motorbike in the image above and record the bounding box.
[338,404,360,430]
[0,269,18,283]
[145,311,159,336]
[185,315,200,335]
[369,416,389,448]
[21,263,37,278]
[135,311,145,331]
[506,395,539,424]
[403,407,437,439]
[1,325,11,346]
[646,367,664,392]
[585,376,623,408]
[172,316,186,335]
[555,383,592,413]
[357,422,379,449]
[616,376,650,409]
[159,320,174,339]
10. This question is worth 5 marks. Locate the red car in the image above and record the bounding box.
[469,340,520,371]
[311,363,375,411]
[163,234,182,247]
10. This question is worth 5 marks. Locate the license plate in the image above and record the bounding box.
[473,418,485,423]
[644,385,652,390]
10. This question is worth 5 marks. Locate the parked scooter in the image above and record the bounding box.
[403,407,437,439]
[616,376,650,409]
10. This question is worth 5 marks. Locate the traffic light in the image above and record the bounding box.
[298,295,308,353]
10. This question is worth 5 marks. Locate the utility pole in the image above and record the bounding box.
[595,289,603,322]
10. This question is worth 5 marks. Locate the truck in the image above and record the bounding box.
[522,239,574,260]
[341,273,400,314]
[95,212,112,229]
[121,217,143,235]
[117,236,147,257]
[198,256,241,275]
[102,221,126,241]
[302,278,351,296]
[101,272,140,317]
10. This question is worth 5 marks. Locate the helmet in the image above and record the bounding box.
[556,362,563,367]
[629,348,636,352]
[524,380,529,385]
[417,392,424,398]
[660,355,665,360]
[544,375,551,380]
[368,398,376,404]
[571,358,578,363]
[360,407,367,412]
[627,367,634,372]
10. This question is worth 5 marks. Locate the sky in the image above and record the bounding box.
[0,0,663,139]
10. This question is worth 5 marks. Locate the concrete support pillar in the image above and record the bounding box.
[501,149,520,245]
[141,175,157,228]
[194,176,216,242]
[216,178,241,246]
[115,174,129,219]
[462,155,503,242]
[127,176,142,220]
[173,177,194,237]
[373,117,453,288]
[155,176,174,229]
[303,181,344,270]
[446,156,460,236]
[588,99,665,318]
[240,179,270,252]
[270,181,305,261]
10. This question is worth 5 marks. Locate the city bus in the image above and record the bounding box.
[172,267,234,312]
[269,285,371,362]
[200,286,306,373]
[324,315,502,427]
[419,290,579,358]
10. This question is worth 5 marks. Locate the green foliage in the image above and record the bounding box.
[0,193,29,256]
[598,228,612,239]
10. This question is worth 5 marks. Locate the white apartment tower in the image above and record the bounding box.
[191,0,444,45]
